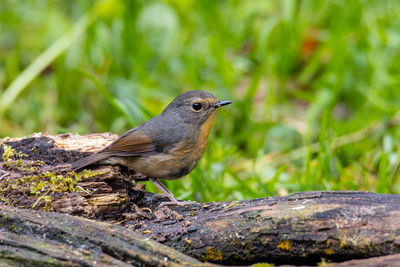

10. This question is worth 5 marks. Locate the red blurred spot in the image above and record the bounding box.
[301,32,319,56]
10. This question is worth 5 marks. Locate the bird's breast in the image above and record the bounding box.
[121,112,217,179]
[173,111,216,162]
[197,112,216,151]
[165,112,217,178]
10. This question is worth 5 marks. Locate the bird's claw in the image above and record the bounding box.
[157,200,197,208]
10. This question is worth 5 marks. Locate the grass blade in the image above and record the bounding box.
[0,12,95,116]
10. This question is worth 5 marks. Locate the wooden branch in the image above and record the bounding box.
[1,133,400,266]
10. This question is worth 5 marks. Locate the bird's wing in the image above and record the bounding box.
[72,127,156,170]
[102,127,156,156]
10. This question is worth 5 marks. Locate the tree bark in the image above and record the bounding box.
[132,191,400,266]
[0,133,146,218]
[0,204,211,267]
[326,253,400,267]
[1,134,400,266]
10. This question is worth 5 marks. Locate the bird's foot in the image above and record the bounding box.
[150,193,171,201]
[149,178,198,208]
[157,200,197,208]
[150,193,197,207]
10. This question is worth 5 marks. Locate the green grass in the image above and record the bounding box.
[1,0,400,202]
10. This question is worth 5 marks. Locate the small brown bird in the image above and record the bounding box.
[72,90,231,205]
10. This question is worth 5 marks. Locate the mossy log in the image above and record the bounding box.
[1,134,400,266]
[0,133,145,218]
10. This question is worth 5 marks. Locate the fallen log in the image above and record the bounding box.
[1,133,400,266]
[326,253,400,267]
[0,204,211,267]
[132,191,400,265]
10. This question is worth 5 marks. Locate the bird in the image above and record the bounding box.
[72,90,231,205]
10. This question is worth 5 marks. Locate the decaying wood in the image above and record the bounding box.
[1,133,400,266]
[0,133,146,218]
[326,253,400,267]
[131,191,400,265]
[0,204,211,267]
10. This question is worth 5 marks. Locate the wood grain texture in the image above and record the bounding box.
[0,205,211,267]
[131,191,400,265]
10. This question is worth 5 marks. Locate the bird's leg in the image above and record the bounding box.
[149,178,196,207]
[150,178,179,203]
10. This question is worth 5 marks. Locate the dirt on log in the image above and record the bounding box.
[1,133,400,266]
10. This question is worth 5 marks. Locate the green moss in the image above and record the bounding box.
[8,224,17,233]
[251,263,274,267]
[0,140,108,210]
[1,144,28,168]
[224,200,239,210]
[0,162,108,210]
[1,143,43,171]
[191,210,199,216]
[29,169,108,208]
[0,195,12,205]
[324,248,335,255]
[277,240,292,251]
[202,247,223,262]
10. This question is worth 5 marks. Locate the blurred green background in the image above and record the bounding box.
[1,0,400,202]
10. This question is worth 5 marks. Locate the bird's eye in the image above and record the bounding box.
[191,102,202,111]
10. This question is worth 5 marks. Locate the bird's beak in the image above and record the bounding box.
[213,100,232,108]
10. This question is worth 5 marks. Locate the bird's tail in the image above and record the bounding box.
[71,153,110,171]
